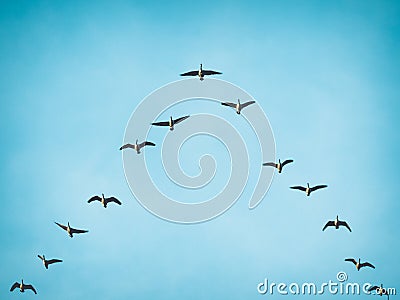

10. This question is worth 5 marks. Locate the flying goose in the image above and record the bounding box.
[120,139,155,154]
[55,222,88,238]
[290,183,327,196]
[345,258,375,271]
[152,115,190,131]
[368,284,390,298]
[221,99,255,114]
[88,193,122,208]
[37,255,63,269]
[322,215,352,232]
[10,280,37,294]
[263,159,294,173]
[180,64,222,80]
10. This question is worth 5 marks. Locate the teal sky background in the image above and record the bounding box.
[1,1,399,299]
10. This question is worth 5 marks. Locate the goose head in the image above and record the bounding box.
[42,255,45,261]
[307,183,310,188]
[238,99,241,105]
[200,63,202,70]
[278,159,281,164]
[135,139,138,146]
[336,215,339,221]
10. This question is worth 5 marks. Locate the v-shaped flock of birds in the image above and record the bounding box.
[9,64,389,298]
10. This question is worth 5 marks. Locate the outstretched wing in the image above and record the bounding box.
[138,141,156,148]
[360,262,375,269]
[106,197,122,205]
[202,70,222,75]
[310,185,328,192]
[322,220,335,231]
[241,101,256,109]
[221,102,236,108]
[119,143,135,150]
[338,221,352,232]
[281,159,294,167]
[88,196,101,203]
[174,115,190,124]
[25,284,37,294]
[290,186,307,192]
[180,70,198,76]
[345,258,357,265]
[10,282,19,291]
[47,259,63,265]
[263,162,278,168]
[54,222,67,231]
[368,285,380,292]
[151,121,170,126]
[70,227,88,234]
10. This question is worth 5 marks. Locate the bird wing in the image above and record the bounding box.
[290,186,307,192]
[70,227,88,234]
[47,259,63,265]
[25,284,37,294]
[281,159,294,167]
[151,121,170,126]
[368,285,380,292]
[202,70,222,75]
[88,196,101,203]
[310,185,328,192]
[138,141,156,148]
[174,115,190,124]
[180,70,198,76]
[263,162,278,168]
[55,222,67,231]
[322,221,335,231]
[338,221,352,232]
[241,101,256,108]
[106,197,122,205]
[221,102,236,108]
[360,262,375,269]
[345,258,357,265]
[10,282,19,291]
[119,143,135,150]
[38,254,44,260]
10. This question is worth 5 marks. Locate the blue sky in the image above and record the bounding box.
[0,0,399,299]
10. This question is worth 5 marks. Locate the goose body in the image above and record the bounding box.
[263,159,293,173]
[38,255,63,269]
[152,115,190,131]
[10,279,37,294]
[55,221,88,238]
[368,284,389,298]
[120,139,155,154]
[221,99,255,114]
[322,215,352,232]
[345,258,375,271]
[290,182,327,196]
[180,64,222,80]
[88,193,122,208]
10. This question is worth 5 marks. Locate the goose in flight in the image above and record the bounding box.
[55,222,88,238]
[345,258,375,271]
[152,115,190,131]
[368,284,390,298]
[37,255,63,269]
[180,64,222,80]
[263,159,294,173]
[322,215,352,232]
[120,139,155,154]
[221,99,255,114]
[88,193,122,208]
[290,183,327,196]
[10,280,37,294]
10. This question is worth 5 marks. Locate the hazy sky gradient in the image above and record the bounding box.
[1,1,399,299]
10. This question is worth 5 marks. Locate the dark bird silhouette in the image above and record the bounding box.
[221,99,255,114]
[345,258,375,271]
[120,139,155,154]
[368,284,390,298]
[55,222,88,238]
[322,215,352,232]
[10,280,37,294]
[263,159,294,173]
[180,64,222,80]
[38,255,63,269]
[290,183,327,196]
[88,193,122,208]
[152,115,190,131]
